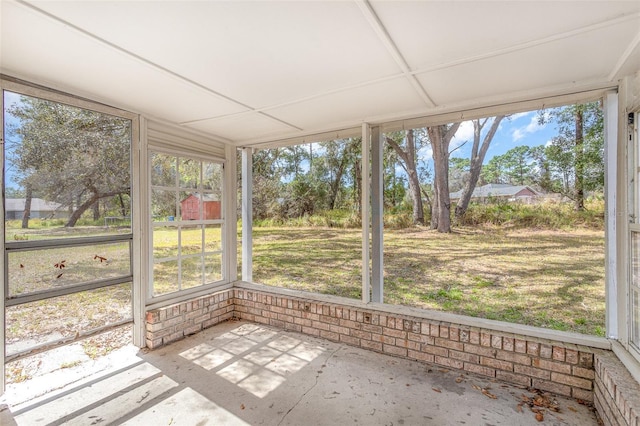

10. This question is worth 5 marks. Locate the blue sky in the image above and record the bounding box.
[438,110,555,163]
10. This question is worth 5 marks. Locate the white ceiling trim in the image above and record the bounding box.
[355,0,435,108]
[609,29,640,81]
[242,83,616,149]
[14,1,251,111]
[410,11,640,78]
[16,0,306,134]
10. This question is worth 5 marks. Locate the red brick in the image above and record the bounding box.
[422,344,448,357]
[459,329,470,343]
[449,350,479,364]
[532,358,571,374]
[527,342,540,356]
[496,350,531,366]
[578,352,594,368]
[449,326,460,341]
[434,356,464,370]
[469,331,480,345]
[515,339,527,353]
[302,326,320,337]
[285,323,302,333]
[351,330,372,340]
[572,388,594,402]
[514,365,550,380]
[372,334,396,345]
[430,324,440,337]
[480,332,491,347]
[551,372,592,390]
[395,339,420,350]
[464,363,495,378]
[435,337,464,351]
[361,340,383,352]
[408,350,434,363]
[383,344,407,357]
[320,330,340,341]
[383,328,407,339]
[440,325,450,339]
[503,337,514,352]
[362,324,383,334]
[329,325,350,335]
[552,346,565,362]
[565,349,579,365]
[573,366,595,380]
[497,371,531,387]
[464,344,497,358]
[481,357,513,372]
[340,334,360,347]
[491,335,503,349]
[532,379,571,397]
[540,344,553,359]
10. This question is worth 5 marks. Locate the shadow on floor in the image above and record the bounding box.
[2,320,599,425]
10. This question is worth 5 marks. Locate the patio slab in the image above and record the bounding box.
[2,320,599,425]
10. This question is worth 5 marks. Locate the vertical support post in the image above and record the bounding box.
[361,124,371,303]
[225,144,238,283]
[132,115,145,348]
[241,147,253,282]
[371,126,384,303]
[604,91,618,339]
[0,86,5,395]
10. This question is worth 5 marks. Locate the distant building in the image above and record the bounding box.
[180,193,221,220]
[449,184,539,203]
[5,198,68,220]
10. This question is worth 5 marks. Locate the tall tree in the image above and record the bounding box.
[454,116,504,220]
[539,102,604,209]
[386,130,425,225]
[6,95,132,227]
[428,123,461,232]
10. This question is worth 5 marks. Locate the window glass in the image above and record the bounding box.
[3,91,132,239]
[150,151,224,299]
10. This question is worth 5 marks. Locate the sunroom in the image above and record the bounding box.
[1,1,640,424]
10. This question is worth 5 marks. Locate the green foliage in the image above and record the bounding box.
[457,197,604,229]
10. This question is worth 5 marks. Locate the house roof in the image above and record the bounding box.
[5,198,63,212]
[450,184,538,200]
[2,2,639,148]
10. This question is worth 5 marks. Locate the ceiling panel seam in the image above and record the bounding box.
[409,12,640,78]
[179,74,409,125]
[608,29,640,81]
[355,0,435,108]
[16,0,256,114]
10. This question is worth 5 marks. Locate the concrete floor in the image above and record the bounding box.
[1,320,600,426]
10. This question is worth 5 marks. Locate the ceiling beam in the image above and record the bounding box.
[355,0,435,108]
[411,11,640,78]
[609,27,640,81]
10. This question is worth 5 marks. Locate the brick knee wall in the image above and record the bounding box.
[145,289,234,349]
[594,351,640,426]
[233,287,597,402]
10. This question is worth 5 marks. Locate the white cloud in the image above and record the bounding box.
[450,120,474,151]
[511,112,549,142]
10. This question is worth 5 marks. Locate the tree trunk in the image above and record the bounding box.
[427,123,461,233]
[454,116,504,220]
[65,190,122,227]
[386,130,424,225]
[21,184,33,229]
[574,107,585,211]
[92,199,100,220]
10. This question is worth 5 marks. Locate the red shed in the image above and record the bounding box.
[180,193,221,220]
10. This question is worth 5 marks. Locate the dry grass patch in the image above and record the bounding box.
[253,226,605,336]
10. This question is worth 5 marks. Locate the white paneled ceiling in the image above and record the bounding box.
[1,0,639,147]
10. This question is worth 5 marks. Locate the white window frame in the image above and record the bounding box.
[0,77,142,394]
[147,147,227,307]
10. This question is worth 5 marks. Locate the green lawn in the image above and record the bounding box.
[252,226,605,336]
